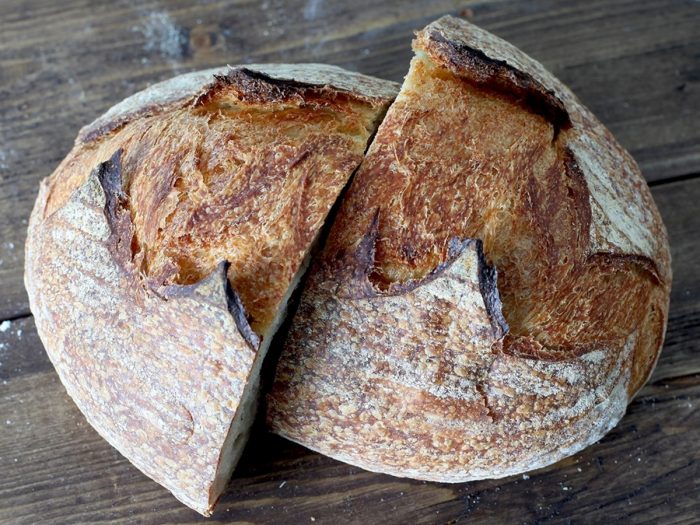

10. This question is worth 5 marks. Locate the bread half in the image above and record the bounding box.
[267,17,671,481]
[24,64,398,515]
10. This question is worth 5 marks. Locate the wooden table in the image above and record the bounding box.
[1,1,698,523]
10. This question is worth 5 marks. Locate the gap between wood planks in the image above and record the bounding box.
[0,309,31,324]
[647,172,700,188]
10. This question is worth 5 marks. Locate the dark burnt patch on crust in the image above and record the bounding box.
[421,27,571,135]
[161,261,260,351]
[203,68,322,105]
[93,149,135,268]
[473,239,509,336]
[195,68,375,109]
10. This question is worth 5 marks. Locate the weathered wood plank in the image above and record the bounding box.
[0,317,698,524]
[1,0,699,320]
[646,177,700,388]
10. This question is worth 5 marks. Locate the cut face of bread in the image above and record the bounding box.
[24,65,398,515]
[268,17,671,481]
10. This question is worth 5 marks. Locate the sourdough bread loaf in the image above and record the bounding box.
[267,17,671,482]
[24,64,398,515]
[26,15,672,514]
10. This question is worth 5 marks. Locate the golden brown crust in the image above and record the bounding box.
[419,25,570,132]
[26,153,258,514]
[44,64,397,334]
[268,17,671,482]
[78,64,400,144]
[25,64,398,514]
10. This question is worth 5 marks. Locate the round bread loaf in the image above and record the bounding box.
[25,15,672,515]
[267,17,672,482]
[24,64,399,515]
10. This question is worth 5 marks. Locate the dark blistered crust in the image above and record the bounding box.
[93,150,134,268]
[79,64,400,144]
[95,149,126,223]
[473,239,509,336]
[422,30,570,132]
[197,68,372,107]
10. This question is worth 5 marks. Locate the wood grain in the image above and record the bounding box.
[1,0,699,320]
[1,0,699,523]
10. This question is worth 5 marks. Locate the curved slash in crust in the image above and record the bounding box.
[78,63,400,144]
[25,150,262,515]
[27,62,400,515]
[268,16,671,483]
[423,29,571,134]
[472,239,509,336]
[162,261,261,351]
[331,209,509,338]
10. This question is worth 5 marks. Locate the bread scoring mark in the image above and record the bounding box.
[473,238,509,336]
[194,68,389,111]
[78,65,399,146]
[330,210,509,335]
[78,151,263,353]
[162,261,261,351]
[422,29,570,136]
[50,64,397,340]
[570,131,665,274]
[92,150,136,269]
[268,16,670,484]
[196,68,327,106]
[269,234,508,425]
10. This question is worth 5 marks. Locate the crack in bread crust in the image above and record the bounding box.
[423,29,570,133]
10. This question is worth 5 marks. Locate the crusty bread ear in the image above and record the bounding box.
[267,16,671,482]
[25,64,398,515]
